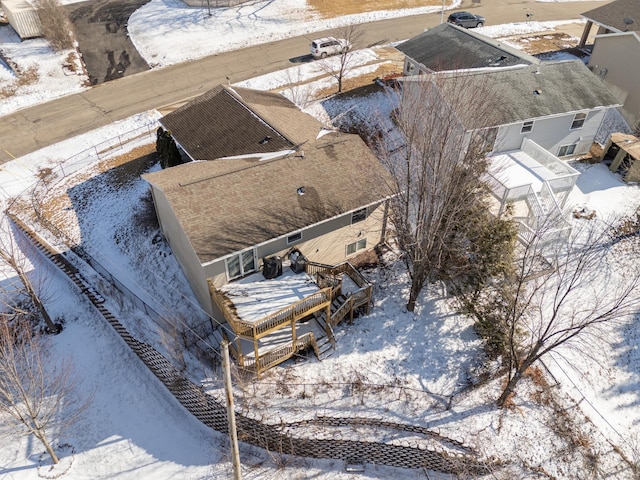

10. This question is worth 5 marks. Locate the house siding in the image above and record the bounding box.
[494,109,607,156]
[206,203,387,288]
[588,33,640,130]
[149,186,215,316]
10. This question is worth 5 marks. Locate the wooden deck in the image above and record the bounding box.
[210,260,372,376]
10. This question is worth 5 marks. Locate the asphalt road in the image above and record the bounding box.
[0,0,605,163]
[66,0,150,85]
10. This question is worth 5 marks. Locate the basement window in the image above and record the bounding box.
[558,143,577,157]
[346,239,367,256]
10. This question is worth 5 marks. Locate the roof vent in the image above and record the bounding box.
[534,89,542,95]
[297,186,306,196]
[259,136,272,145]
[624,17,635,31]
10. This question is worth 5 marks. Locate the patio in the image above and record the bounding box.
[485,138,579,243]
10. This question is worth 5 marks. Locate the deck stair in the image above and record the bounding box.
[314,335,334,360]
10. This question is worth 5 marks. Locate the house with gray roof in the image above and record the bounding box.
[143,85,391,373]
[395,22,539,76]
[579,0,640,47]
[402,60,620,244]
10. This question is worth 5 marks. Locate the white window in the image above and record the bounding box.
[570,112,587,130]
[287,232,302,244]
[351,207,368,224]
[521,121,534,134]
[346,238,367,256]
[558,143,577,157]
[226,249,256,280]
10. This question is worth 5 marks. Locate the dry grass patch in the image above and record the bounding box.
[314,62,401,99]
[36,143,156,236]
[0,65,40,98]
[307,0,444,18]
[506,32,578,55]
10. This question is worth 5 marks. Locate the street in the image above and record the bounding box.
[0,0,605,163]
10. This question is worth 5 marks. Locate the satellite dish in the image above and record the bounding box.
[623,17,635,31]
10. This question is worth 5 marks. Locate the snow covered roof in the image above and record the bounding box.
[396,22,539,72]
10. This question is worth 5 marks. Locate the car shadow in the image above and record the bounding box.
[289,54,315,64]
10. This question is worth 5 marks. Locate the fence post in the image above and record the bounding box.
[222,340,242,480]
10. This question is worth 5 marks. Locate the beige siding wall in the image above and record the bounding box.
[206,202,387,288]
[589,33,640,129]
[149,186,215,315]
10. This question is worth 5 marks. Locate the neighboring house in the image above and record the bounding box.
[588,31,640,129]
[395,22,539,76]
[143,85,391,374]
[402,60,619,243]
[579,0,640,47]
[1,0,42,40]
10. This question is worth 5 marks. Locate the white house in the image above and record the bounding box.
[401,60,620,243]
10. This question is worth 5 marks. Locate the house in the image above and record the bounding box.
[401,60,619,243]
[579,0,640,47]
[588,31,640,129]
[143,85,392,374]
[395,22,539,76]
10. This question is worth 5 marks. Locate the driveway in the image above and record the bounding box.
[66,0,150,85]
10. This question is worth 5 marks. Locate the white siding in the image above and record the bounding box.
[494,109,608,156]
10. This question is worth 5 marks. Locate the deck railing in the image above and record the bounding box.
[210,283,332,340]
[252,288,331,339]
[241,332,317,376]
[211,259,372,375]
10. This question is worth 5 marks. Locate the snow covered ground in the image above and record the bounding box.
[3,0,639,478]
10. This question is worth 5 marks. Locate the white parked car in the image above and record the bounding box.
[310,37,351,59]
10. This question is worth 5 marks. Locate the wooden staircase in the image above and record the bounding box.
[311,293,351,360]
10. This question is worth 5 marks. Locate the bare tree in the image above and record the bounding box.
[0,215,59,333]
[319,24,365,94]
[372,72,511,312]
[0,316,88,464]
[486,216,640,407]
[34,0,75,51]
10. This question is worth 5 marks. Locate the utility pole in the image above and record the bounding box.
[222,340,241,480]
[441,0,445,24]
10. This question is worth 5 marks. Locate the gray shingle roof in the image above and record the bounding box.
[143,132,391,264]
[582,0,640,33]
[396,22,539,72]
[159,86,321,161]
[415,60,621,129]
